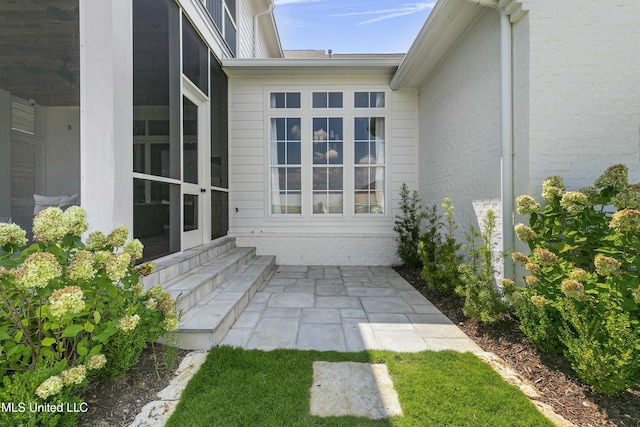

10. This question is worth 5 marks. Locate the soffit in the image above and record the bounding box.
[222,58,402,79]
[391,0,483,89]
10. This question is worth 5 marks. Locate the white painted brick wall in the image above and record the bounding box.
[235,233,399,266]
[524,0,640,193]
[417,10,502,247]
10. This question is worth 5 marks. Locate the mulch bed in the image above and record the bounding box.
[394,265,640,427]
[77,345,189,427]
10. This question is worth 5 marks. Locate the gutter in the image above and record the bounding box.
[253,0,275,58]
[467,0,515,280]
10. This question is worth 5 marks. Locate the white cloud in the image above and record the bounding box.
[332,2,435,25]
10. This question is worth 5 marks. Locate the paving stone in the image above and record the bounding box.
[301,308,341,324]
[246,318,299,350]
[297,324,346,351]
[310,362,402,419]
[316,278,344,286]
[295,278,316,287]
[273,272,308,279]
[219,328,253,348]
[268,292,314,308]
[244,302,267,312]
[315,284,347,296]
[408,303,442,314]
[267,277,298,286]
[276,266,308,273]
[232,311,262,328]
[342,320,376,352]
[346,287,399,297]
[367,313,411,325]
[340,308,367,319]
[360,296,414,314]
[373,330,430,352]
[284,284,317,293]
[262,307,302,318]
[315,296,362,309]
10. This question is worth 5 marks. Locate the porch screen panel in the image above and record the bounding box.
[210,55,228,189]
[182,16,209,94]
[211,190,228,240]
[133,0,181,258]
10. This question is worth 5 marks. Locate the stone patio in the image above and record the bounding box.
[220,265,482,353]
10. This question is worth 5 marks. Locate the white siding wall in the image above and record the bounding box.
[237,0,255,58]
[524,0,640,193]
[228,74,419,265]
[417,10,502,247]
[237,0,277,58]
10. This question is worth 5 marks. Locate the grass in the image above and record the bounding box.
[166,347,554,427]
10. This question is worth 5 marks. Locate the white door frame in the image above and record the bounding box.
[181,79,210,250]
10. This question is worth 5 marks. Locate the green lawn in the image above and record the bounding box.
[167,347,553,427]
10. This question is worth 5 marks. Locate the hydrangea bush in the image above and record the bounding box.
[0,207,178,424]
[513,164,640,394]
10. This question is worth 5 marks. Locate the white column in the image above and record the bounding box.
[79,0,133,235]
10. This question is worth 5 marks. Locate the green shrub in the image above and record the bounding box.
[456,210,507,323]
[0,207,179,403]
[513,164,640,393]
[0,359,82,427]
[394,183,426,267]
[419,198,464,293]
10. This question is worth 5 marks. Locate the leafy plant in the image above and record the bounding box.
[0,359,83,427]
[419,198,464,293]
[0,206,179,408]
[512,164,640,393]
[394,183,426,268]
[456,210,507,323]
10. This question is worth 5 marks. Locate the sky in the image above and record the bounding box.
[273,1,436,54]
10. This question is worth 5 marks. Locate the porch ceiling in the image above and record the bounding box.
[0,0,79,106]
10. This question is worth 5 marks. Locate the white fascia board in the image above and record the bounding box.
[222,58,402,78]
[390,0,482,90]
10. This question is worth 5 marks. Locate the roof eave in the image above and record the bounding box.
[222,58,402,78]
[390,0,484,90]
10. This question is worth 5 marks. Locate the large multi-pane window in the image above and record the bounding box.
[268,90,387,217]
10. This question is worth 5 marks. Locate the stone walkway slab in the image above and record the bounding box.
[310,361,402,419]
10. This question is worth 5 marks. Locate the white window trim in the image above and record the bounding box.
[265,88,390,221]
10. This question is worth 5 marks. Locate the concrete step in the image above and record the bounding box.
[163,246,256,314]
[141,237,237,290]
[173,255,276,350]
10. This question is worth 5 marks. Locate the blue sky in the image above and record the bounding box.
[273,1,436,54]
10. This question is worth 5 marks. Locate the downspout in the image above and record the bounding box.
[253,0,275,58]
[467,0,515,279]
